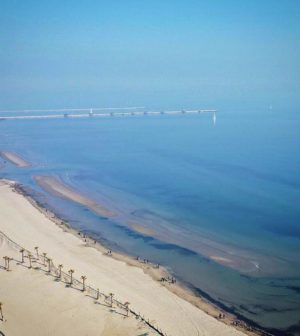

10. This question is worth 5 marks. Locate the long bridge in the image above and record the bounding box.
[0,107,217,124]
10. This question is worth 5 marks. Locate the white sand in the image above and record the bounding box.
[0,238,155,336]
[0,180,248,336]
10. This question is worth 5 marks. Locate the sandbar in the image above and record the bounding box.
[0,151,30,167]
[35,175,115,218]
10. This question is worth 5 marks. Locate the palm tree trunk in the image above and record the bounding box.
[20,250,24,263]
[0,303,3,321]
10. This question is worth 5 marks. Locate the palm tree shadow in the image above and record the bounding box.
[33,266,41,270]
[110,309,127,317]
[85,294,97,300]
[93,301,111,308]
[33,260,45,267]
[64,284,83,293]
[91,300,127,316]
[16,263,32,270]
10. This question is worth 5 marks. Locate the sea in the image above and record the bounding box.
[0,109,299,335]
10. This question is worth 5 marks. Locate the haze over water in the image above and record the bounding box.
[1,1,300,334]
[0,109,300,334]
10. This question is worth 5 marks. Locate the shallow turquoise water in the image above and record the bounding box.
[0,110,300,334]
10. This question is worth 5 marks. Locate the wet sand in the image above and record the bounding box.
[0,179,256,336]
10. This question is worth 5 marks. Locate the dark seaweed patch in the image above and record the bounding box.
[239,305,259,315]
[285,323,300,335]
[149,241,198,257]
[113,223,155,242]
[286,286,300,294]
[189,284,295,336]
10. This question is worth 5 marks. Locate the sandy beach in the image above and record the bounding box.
[0,237,156,336]
[0,151,30,168]
[0,179,254,336]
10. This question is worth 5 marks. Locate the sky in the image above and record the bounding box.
[0,0,300,111]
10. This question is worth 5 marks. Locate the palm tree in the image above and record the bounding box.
[81,275,87,291]
[124,302,130,317]
[3,256,7,270]
[28,253,32,268]
[58,264,63,279]
[47,258,52,273]
[68,269,74,285]
[34,246,39,258]
[109,293,114,307]
[0,302,3,321]
[20,249,25,263]
[6,257,13,271]
[42,252,47,266]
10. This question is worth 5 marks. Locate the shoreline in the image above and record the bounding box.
[0,150,30,168]
[34,174,269,275]
[10,180,269,336]
[0,178,250,336]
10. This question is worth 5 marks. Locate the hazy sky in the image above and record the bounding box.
[1,1,299,111]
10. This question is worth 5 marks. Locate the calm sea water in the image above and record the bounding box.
[0,110,300,335]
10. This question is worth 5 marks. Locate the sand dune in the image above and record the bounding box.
[0,180,249,336]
